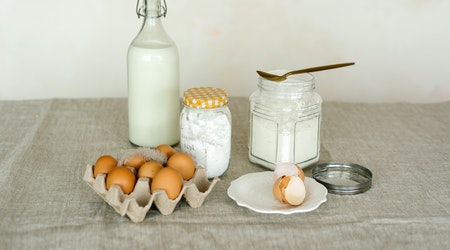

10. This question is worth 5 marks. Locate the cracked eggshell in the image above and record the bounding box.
[273,175,306,206]
[273,162,305,182]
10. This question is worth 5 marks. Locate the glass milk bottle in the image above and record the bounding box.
[127,0,180,147]
[248,71,322,170]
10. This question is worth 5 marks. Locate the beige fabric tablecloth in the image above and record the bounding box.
[0,98,449,249]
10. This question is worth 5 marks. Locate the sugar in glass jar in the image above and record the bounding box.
[180,87,232,178]
[248,71,322,170]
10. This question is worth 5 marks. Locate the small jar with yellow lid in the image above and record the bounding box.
[180,87,232,178]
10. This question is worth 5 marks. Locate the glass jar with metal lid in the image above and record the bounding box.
[180,87,232,178]
[248,71,322,170]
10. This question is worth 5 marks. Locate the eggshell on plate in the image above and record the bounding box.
[166,152,196,180]
[273,177,283,202]
[93,155,118,178]
[273,162,305,182]
[273,175,306,206]
[151,167,183,200]
[106,166,136,195]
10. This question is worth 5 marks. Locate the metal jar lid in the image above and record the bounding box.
[183,87,229,109]
[312,162,373,195]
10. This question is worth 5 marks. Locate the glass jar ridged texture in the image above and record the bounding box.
[180,87,232,178]
[248,72,322,170]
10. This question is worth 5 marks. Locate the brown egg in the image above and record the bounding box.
[156,144,177,159]
[273,175,306,206]
[124,154,146,169]
[138,160,163,179]
[166,152,196,180]
[106,166,136,194]
[151,167,183,199]
[93,155,118,178]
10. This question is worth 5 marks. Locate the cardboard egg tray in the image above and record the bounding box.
[83,148,220,223]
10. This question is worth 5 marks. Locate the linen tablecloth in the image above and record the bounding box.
[0,98,449,249]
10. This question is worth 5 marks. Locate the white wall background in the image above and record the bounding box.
[1,0,449,102]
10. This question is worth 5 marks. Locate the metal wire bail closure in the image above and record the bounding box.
[136,0,167,18]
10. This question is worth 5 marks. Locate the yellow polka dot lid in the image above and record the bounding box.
[183,87,229,109]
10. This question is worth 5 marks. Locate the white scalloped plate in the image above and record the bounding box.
[227,172,327,214]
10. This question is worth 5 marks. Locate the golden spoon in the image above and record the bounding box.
[256,62,355,82]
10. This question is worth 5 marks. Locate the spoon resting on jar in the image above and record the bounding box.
[256,62,355,82]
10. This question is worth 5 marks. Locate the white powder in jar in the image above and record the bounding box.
[250,113,320,170]
[249,72,322,170]
[180,108,231,178]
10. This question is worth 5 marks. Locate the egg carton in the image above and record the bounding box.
[83,149,220,223]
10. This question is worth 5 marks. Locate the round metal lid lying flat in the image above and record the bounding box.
[312,162,372,195]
